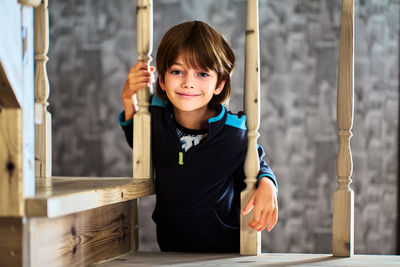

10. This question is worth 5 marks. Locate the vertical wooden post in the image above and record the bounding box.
[133,0,153,180]
[240,0,261,256]
[332,0,354,257]
[0,107,24,216]
[34,0,52,178]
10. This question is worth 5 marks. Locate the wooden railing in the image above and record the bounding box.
[240,0,262,255]
[134,0,153,180]
[0,0,355,265]
[30,0,354,257]
[333,0,355,257]
[34,0,52,178]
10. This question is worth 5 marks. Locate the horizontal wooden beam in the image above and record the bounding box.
[29,200,138,266]
[96,252,400,266]
[0,218,24,267]
[25,177,154,218]
[18,0,42,7]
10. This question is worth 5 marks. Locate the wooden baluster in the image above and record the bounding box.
[134,0,153,180]
[34,0,52,178]
[332,0,354,257]
[240,0,261,256]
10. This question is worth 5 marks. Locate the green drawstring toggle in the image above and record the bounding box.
[178,152,184,165]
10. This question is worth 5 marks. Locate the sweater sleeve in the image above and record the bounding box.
[118,111,133,148]
[256,144,278,193]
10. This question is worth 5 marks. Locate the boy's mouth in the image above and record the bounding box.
[176,92,200,98]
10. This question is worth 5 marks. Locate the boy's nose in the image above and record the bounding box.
[183,84,194,89]
[182,78,194,89]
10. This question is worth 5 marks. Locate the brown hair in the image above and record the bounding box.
[156,21,235,107]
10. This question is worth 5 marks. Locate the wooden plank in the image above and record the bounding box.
[25,177,154,217]
[0,108,24,216]
[18,0,42,7]
[0,62,20,108]
[133,0,153,180]
[240,0,261,256]
[34,0,52,178]
[96,252,400,267]
[29,200,138,267]
[0,218,23,267]
[332,0,354,257]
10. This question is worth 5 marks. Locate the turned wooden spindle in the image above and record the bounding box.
[133,0,153,179]
[332,0,354,257]
[34,0,52,178]
[240,0,261,256]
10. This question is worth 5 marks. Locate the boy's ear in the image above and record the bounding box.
[158,74,166,91]
[214,80,226,95]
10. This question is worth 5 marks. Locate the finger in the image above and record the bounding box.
[255,210,269,231]
[248,208,261,228]
[242,196,255,216]
[130,61,149,73]
[257,210,271,232]
[266,209,278,232]
[129,70,152,79]
[130,81,152,90]
[129,77,152,88]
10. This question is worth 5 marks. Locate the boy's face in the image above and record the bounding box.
[159,53,225,113]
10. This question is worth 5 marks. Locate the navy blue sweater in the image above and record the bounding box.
[119,95,277,252]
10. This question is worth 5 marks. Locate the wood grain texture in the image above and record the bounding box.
[0,218,23,267]
[0,108,24,216]
[29,200,137,267]
[241,0,261,256]
[25,177,154,217]
[18,0,42,7]
[97,252,400,267]
[0,62,20,108]
[133,0,153,179]
[332,0,354,257]
[34,0,52,178]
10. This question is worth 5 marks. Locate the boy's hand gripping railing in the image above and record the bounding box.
[240,0,261,255]
[34,0,52,178]
[332,0,354,257]
[134,0,153,180]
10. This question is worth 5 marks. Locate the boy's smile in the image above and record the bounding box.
[159,53,226,128]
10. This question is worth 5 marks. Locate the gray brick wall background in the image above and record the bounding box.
[47,0,398,254]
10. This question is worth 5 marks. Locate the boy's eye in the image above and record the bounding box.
[198,72,209,77]
[171,70,182,75]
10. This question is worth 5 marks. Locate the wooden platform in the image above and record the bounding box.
[96,252,400,267]
[25,177,155,217]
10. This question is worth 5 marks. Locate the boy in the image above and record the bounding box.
[119,21,278,252]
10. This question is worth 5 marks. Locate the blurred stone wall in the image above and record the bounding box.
[48,0,398,254]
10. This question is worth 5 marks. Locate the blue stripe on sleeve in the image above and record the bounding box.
[257,173,278,194]
[118,111,133,127]
[225,113,247,130]
[208,105,226,123]
[151,94,167,107]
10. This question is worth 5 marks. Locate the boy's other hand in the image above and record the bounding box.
[121,61,155,120]
[241,178,278,232]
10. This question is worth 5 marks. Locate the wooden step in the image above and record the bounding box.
[96,252,400,267]
[25,177,154,218]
